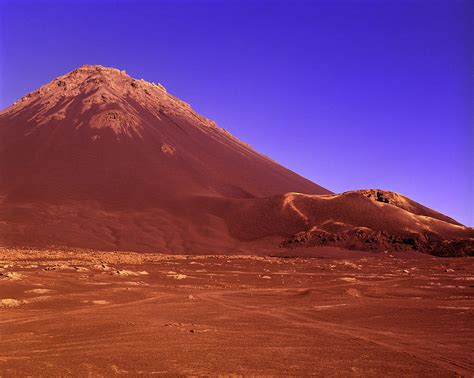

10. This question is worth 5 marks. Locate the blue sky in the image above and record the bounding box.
[0,0,472,224]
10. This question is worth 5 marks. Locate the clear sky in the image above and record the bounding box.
[0,0,472,225]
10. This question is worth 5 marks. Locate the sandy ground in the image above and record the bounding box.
[0,247,472,376]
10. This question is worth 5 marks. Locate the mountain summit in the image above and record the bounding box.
[0,65,472,255]
[0,65,328,205]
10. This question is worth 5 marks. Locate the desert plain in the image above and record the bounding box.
[0,246,472,376]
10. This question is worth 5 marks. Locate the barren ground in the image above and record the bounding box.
[0,247,472,376]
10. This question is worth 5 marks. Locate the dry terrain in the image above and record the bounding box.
[0,247,472,376]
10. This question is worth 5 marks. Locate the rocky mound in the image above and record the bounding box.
[201,191,473,256]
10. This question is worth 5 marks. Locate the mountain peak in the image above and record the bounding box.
[0,64,329,207]
[76,63,125,71]
[1,64,220,139]
[63,64,168,92]
[10,64,166,104]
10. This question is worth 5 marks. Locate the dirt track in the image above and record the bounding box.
[0,247,473,376]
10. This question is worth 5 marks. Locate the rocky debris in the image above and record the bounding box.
[341,261,361,269]
[123,281,149,286]
[187,295,195,300]
[346,288,361,298]
[367,190,390,204]
[43,264,74,271]
[281,228,474,257]
[429,240,474,257]
[453,276,474,281]
[25,288,52,294]
[113,270,149,277]
[82,300,110,305]
[166,271,187,279]
[74,266,89,272]
[25,295,52,303]
[161,144,176,155]
[0,272,23,280]
[0,299,23,308]
[154,82,167,92]
[168,273,187,280]
[164,322,207,334]
[92,300,110,305]
[190,328,210,334]
[340,277,358,283]
[95,264,114,271]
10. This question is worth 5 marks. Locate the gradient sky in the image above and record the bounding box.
[0,0,472,225]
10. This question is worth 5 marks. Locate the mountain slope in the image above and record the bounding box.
[0,65,471,255]
[0,65,329,206]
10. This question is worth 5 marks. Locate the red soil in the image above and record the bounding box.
[0,247,473,375]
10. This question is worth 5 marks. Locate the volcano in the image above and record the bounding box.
[0,65,472,255]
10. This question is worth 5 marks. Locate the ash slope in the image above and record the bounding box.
[0,65,472,255]
[0,65,327,203]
